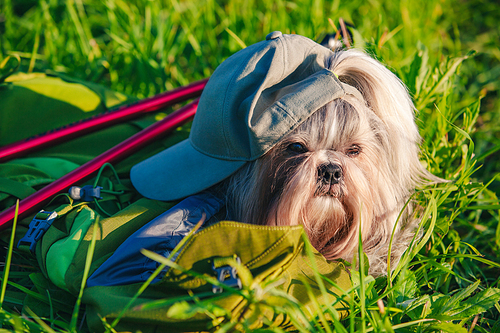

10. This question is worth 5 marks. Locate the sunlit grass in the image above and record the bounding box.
[0,0,499,331]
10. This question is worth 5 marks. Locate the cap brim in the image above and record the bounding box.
[130,139,246,201]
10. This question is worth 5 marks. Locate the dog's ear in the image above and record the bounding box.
[326,49,432,187]
[328,50,419,143]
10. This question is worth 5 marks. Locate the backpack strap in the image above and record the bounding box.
[0,177,36,199]
[17,200,78,255]
[15,163,134,259]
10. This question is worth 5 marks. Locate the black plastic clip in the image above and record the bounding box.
[212,256,243,293]
[69,185,102,202]
[17,210,58,253]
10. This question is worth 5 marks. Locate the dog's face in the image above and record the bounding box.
[222,49,434,276]
[229,96,397,261]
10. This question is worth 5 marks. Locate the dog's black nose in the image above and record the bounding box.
[319,164,343,185]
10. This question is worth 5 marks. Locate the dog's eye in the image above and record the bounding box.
[287,143,307,154]
[346,145,361,157]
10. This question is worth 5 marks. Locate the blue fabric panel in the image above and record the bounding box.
[87,192,224,287]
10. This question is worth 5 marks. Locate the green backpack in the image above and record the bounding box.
[0,65,352,332]
[20,194,351,332]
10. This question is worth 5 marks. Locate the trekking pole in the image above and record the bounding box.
[0,79,208,163]
[0,99,199,230]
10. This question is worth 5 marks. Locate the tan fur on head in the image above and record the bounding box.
[222,49,437,277]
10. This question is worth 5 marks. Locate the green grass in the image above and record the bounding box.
[1,0,500,331]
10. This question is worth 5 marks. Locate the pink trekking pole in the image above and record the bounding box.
[0,99,199,230]
[0,79,207,163]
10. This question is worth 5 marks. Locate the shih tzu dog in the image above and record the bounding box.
[223,50,428,276]
[126,31,435,278]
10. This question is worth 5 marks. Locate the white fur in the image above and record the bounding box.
[220,49,437,276]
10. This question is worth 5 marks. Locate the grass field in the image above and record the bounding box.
[1,0,500,331]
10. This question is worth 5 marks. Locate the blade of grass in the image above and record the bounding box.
[70,215,99,331]
[225,28,247,50]
[387,193,415,285]
[358,205,367,333]
[24,306,57,333]
[0,199,19,309]
[301,233,349,333]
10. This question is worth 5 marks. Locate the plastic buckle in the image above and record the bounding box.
[69,185,102,202]
[212,256,242,293]
[17,210,58,253]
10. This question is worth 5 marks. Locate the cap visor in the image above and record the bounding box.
[130,139,246,201]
